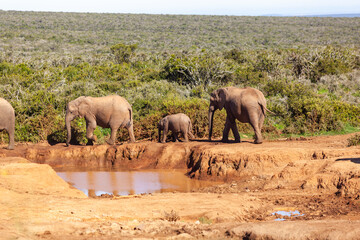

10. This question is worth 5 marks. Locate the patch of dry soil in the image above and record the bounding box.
[1,134,360,239]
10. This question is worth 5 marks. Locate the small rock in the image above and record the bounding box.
[110,222,122,231]
[202,230,217,238]
[84,228,96,235]
[134,223,146,231]
[173,233,194,239]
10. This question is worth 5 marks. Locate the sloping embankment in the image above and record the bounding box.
[2,137,359,198]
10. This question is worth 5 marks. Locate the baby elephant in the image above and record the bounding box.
[158,113,195,143]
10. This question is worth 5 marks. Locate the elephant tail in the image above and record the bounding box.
[258,102,276,116]
[127,107,133,128]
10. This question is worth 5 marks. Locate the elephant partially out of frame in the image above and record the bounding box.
[65,95,135,146]
[158,113,195,143]
[0,98,15,150]
[208,87,273,144]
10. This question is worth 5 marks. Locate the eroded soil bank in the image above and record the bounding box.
[1,134,360,239]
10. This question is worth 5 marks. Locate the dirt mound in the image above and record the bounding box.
[2,135,360,198]
[0,157,86,198]
[0,133,360,239]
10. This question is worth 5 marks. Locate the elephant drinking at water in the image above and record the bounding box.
[208,87,273,144]
[65,95,135,146]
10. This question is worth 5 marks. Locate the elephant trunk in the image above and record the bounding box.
[65,114,72,146]
[158,123,161,143]
[208,108,215,141]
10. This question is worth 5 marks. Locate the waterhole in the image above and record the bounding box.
[55,167,218,197]
[272,210,304,221]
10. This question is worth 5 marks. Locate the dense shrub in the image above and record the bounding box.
[162,51,234,91]
[347,134,360,147]
[287,46,359,82]
[110,43,138,64]
[0,12,360,144]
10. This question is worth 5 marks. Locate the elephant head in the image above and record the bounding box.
[208,88,227,140]
[65,97,90,146]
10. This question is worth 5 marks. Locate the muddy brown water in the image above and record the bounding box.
[55,167,220,197]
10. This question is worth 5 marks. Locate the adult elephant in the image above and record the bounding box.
[65,95,135,146]
[208,87,272,144]
[0,98,15,150]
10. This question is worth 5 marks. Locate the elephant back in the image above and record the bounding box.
[0,98,14,113]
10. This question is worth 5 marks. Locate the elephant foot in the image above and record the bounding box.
[254,139,263,144]
[221,138,229,143]
[106,139,115,145]
[86,137,97,146]
[235,139,241,143]
[7,146,14,150]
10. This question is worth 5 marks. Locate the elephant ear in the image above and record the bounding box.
[158,119,163,129]
[217,88,227,110]
[77,97,91,118]
[160,117,168,130]
[162,117,168,126]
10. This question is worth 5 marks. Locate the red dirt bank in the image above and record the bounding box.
[1,134,360,239]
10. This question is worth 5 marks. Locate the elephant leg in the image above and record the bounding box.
[230,121,241,143]
[172,132,179,142]
[183,129,189,142]
[158,126,162,143]
[86,120,97,145]
[249,115,263,144]
[259,113,265,131]
[222,116,232,143]
[127,123,136,143]
[188,131,195,140]
[106,126,119,145]
[7,127,15,150]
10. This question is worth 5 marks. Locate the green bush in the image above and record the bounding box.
[162,51,234,89]
[110,43,138,64]
[347,134,360,147]
[1,12,360,145]
[1,43,360,145]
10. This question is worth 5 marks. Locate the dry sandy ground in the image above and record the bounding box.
[1,134,360,239]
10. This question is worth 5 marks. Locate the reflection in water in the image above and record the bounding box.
[55,168,218,197]
[272,210,304,221]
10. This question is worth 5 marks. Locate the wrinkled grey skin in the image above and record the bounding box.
[158,113,195,143]
[65,95,135,146]
[0,98,15,150]
[208,87,273,144]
